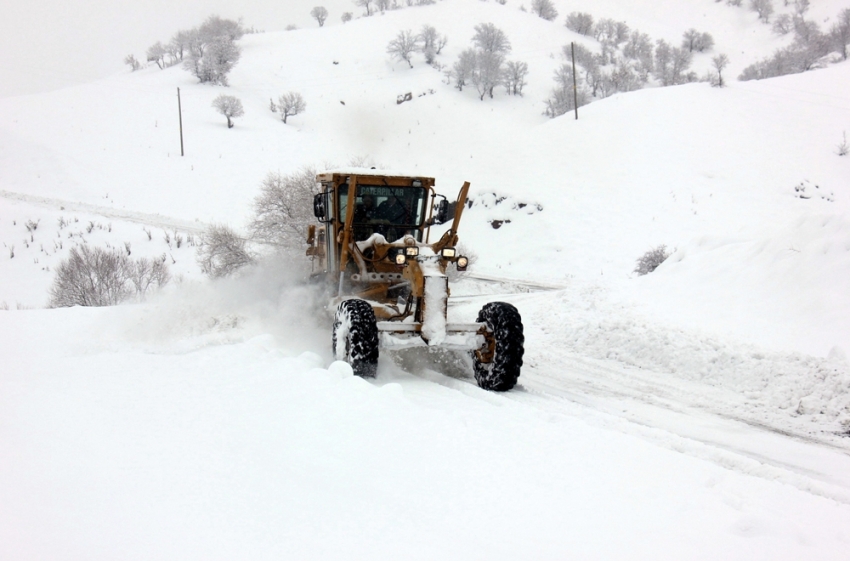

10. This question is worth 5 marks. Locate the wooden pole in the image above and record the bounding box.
[177,87,185,156]
[571,42,579,120]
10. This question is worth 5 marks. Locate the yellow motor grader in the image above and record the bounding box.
[306,169,523,391]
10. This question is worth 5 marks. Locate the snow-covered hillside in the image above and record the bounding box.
[2,0,850,558]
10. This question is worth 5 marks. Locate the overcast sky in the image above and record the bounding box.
[0,0,355,98]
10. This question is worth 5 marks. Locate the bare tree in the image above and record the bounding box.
[670,46,695,84]
[168,30,192,62]
[417,25,447,63]
[182,16,244,85]
[654,40,693,86]
[250,168,318,248]
[355,0,374,16]
[197,224,255,278]
[124,54,141,71]
[545,64,589,118]
[472,51,505,100]
[594,18,629,46]
[449,49,477,91]
[502,60,528,95]
[832,8,850,60]
[682,29,714,52]
[696,32,715,52]
[712,53,729,86]
[472,23,511,55]
[531,0,558,21]
[212,94,244,128]
[565,12,594,36]
[749,0,774,23]
[311,6,329,27]
[375,0,391,12]
[623,30,654,80]
[654,39,672,85]
[387,29,419,68]
[773,14,793,35]
[278,92,306,124]
[146,41,168,69]
[185,36,241,85]
[198,15,245,42]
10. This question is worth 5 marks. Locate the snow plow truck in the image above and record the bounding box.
[306,169,524,391]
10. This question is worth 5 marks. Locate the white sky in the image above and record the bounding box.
[0,0,356,97]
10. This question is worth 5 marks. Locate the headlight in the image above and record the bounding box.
[441,247,457,258]
[456,256,469,271]
[405,246,419,257]
[394,253,407,265]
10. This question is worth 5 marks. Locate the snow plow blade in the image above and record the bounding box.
[376,322,487,351]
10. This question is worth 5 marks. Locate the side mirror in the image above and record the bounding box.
[313,193,326,219]
[434,198,449,224]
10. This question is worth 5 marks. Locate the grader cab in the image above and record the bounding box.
[306,169,523,391]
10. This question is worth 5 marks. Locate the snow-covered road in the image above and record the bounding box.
[4,277,850,559]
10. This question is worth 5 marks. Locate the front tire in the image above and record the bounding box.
[473,302,524,391]
[333,299,379,377]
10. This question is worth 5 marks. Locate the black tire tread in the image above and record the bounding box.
[332,299,379,377]
[473,302,524,391]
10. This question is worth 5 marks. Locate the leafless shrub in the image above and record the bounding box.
[128,257,171,298]
[49,246,133,307]
[49,245,172,307]
[565,12,594,36]
[838,131,849,156]
[196,224,255,278]
[531,0,558,21]
[124,54,141,71]
[634,245,671,276]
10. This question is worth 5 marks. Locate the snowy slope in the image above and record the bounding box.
[2,0,850,557]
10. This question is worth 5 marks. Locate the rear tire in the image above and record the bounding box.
[472,302,524,391]
[333,299,379,377]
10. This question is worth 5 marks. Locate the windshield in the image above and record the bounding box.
[339,185,427,241]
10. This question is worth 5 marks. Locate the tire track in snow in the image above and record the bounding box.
[401,279,850,506]
[407,360,850,506]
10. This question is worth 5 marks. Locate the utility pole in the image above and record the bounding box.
[177,87,185,156]
[571,42,579,120]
